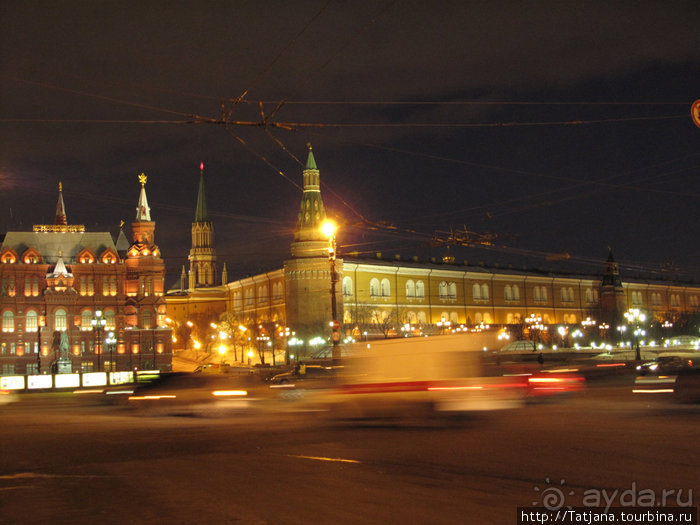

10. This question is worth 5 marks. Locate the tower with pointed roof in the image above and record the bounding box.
[189,163,217,288]
[599,249,627,325]
[125,174,167,349]
[55,182,67,225]
[0,181,172,374]
[284,145,343,337]
[290,145,329,258]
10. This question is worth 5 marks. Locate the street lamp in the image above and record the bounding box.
[106,331,117,372]
[322,220,341,363]
[90,310,106,371]
[623,308,646,361]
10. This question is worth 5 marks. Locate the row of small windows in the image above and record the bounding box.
[341,278,601,305]
[232,282,285,309]
[1,248,117,265]
[0,276,122,297]
[1,308,165,332]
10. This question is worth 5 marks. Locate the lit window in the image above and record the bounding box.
[370,278,380,297]
[54,309,67,331]
[2,311,14,332]
[380,279,390,297]
[405,280,415,298]
[343,277,354,297]
[26,311,38,332]
[81,310,92,330]
[415,281,425,299]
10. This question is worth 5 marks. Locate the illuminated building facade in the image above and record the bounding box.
[165,147,700,354]
[0,178,172,375]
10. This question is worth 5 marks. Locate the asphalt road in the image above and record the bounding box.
[1,378,698,525]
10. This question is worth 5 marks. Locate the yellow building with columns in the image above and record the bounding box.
[165,147,700,358]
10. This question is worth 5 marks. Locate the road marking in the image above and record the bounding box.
[284,454,360,464]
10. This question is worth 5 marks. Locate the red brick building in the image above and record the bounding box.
[0,177,172,375]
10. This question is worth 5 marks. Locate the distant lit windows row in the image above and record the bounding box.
[0,248,117,265]
[0,276,121,297]
[231,282,285,310]
[1,308,162,332]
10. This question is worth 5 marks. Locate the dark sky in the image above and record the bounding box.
[1,0,699,286]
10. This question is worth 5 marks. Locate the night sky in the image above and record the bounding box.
[1,1,699,286]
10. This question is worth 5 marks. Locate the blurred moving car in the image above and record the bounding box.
[268,364,339,386]
[107,372,260,416]
[635,353,697,375]
[633,352,699,401]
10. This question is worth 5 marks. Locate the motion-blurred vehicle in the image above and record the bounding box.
[268,365,339,386]
[306,335,548,421]
[633,352,699,400]
[635,353,697,375]
[526,371,586,396]
[106,372,260,416]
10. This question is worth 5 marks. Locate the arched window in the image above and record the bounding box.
[417,311,427,324]
[474,312,483,323]
[2,311,14,332]
[542,287,548,302]
[342,276,353,297]
[81,310,92,330]
[104,310,116,330]
[258,285,268,304]
[504,285,512,301]
[439,282,448,299]
[380,278,390,297]
[54,309,67,331]
[533,286,541,302]
[483,313,492,324]
[481,284,489,300]
[406,311,417,324]
[472,283,481,300]
[26,311,38,332]
[513,285,520,301]
[415,281,425,299]
[369,278,380,297]
[141,310,152,329]
[448,282,457,299]
[560,288,568,302]
[585,289,593,303]
[405,280,415,298]
[450,311,459,323]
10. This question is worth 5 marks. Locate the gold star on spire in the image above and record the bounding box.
[138,173,147,186]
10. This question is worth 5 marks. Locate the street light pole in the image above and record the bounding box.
[91,310,106,372]
[322,220,341,364]
[624,308,646,361]
[106,331,117,372]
